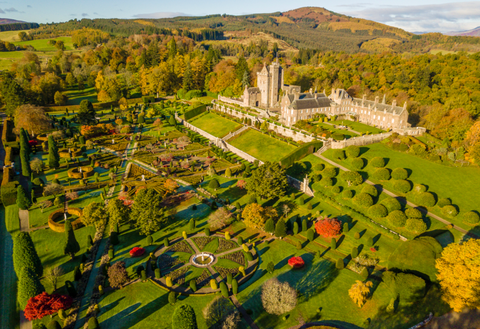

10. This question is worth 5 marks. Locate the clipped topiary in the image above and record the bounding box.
[321,177,334,187]
[346,145,360,158]
[351,157,365,170]
[405,208,422,219]
[382,197,402,212]
[342,189,354,199]
[394,180,412,193]
[373,168,391,181]
[391,168,408,180]
[442,205,458,217]
[413,184,427,193]
[362,184,378,197]
[353,192,374,208]
[387,210,407,228]
[416,192,436,207]
[368,204,388,219]
[463,211,480,225]
[340,171,363,186]
[322,167,337,178]
[172,304,197,329]
[333,149,346,160]
[370,157,386,168]
[437,198,452,208]
[405,218,427,233]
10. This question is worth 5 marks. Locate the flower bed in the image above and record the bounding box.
[288,256,305,269]
[129,247,145,257]
[158,254,184,271]
[169,266,188,285]
[166,240,193,254]
[67,166,94,179]
[191,236,216,250]
[220,251,245,265]
[214,266,239,279]
[216,238,238,253]
[195,269,212,287]
[48,208,83,232]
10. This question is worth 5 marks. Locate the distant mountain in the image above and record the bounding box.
[0,18,26,25]
[445,26,480,37]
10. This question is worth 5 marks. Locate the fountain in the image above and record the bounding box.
[64,212,67,220]
[192,252,215,267]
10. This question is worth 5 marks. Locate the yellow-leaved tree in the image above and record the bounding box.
[348,280,373,307]
[435,239,480,312]
[242,203,266,229]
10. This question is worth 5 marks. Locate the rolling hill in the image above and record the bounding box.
[445,26,480,37]
[0,18,26,25]
[33,7,480,54]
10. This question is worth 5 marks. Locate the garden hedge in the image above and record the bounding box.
[184,104,207,121]
[48,208,84,232]
[279,141,323,168]
[13,231,43,277]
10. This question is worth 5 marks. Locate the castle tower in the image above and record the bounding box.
[257,63,270,107]
[256,59,284,108]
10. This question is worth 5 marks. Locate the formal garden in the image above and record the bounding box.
[0,98,477,329]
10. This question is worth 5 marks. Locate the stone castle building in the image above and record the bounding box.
[236,61,410,130]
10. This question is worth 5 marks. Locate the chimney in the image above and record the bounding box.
[362,94,366,106]
[382,94,386,104]
[403,102,407,110]
[392,100,397,107]
[309,88,313,94]
[375,96,379,104]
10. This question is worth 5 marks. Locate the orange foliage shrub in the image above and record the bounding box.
[314,218,342,237]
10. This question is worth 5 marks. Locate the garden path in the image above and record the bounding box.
[315,154,476,238]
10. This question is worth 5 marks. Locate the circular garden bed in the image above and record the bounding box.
[59,148,83,158]
[67,166,94,179]
[151,233,259,295]
[48,208,83,232]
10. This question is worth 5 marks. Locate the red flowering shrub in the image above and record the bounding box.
[314,218,342,237]
[236,180,246,189]
[24,292,73,320]
[130,247,145,257]
[28,140,38,146]
[288,256,305,269]
[370,247,377,252]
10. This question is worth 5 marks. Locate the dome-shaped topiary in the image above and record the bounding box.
[368,204,388,219]
[387,210,407,227]
[346,145,360,158]
[372,168,390,181]
[463,211,480,225]
[382,197,402,212]
[405,218,427,233]
[405,208,422,219]
[351,157,365,170]
[322,167,337,178]
[362,185,378,197]
[393,180,412,193]
[370,157,386,168]
[391,168,408,180]
[342,189,354,199]
[442,205,458,217]
[437,198,452,208]
[353,192,374,208]
[416,192,436,207]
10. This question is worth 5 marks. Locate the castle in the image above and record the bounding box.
[235,61,410,130]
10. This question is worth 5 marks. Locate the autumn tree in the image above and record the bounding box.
[30,158,44,174]
[24,292,72,321]
[261,278,297,315]
[208,207,232,230]
[246,162,288,200]
[44,267,64,292]
[108,261,129,289]
[172,304,198,329]
[203,296,239,329]
[106,198,130,228]
[435,239,480,311]
[82,202,108,228]
[77,100,96,123]
[14,104,51,135]
[348,280,373,307]
[314,218,342,237]
[130,188,167,235]
[242,203,267,229]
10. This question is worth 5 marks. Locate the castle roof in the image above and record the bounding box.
[351,98,405,116]
[246,87,260,93]
[288,94,332,110]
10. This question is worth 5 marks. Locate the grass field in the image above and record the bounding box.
[330,120,384,134]
[189,112,242,138]
[316,123,358,139]
[0,30,29,42]
[228,129,297,162]
[64,87,98,105]
[13,36,73,51]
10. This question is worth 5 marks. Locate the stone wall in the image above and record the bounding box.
[330,133,392,149]
[218,95,245,107]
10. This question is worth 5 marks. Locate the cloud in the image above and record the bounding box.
[93,12,99,15]
[0,8,4,14]
[337,3,372,8]
[132,12,190,19]
[82,13,88,17]
[27,5,32,8]
[345,1,480,32]
[4,7,18,12]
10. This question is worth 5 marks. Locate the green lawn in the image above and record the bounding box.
[5,204,20,234]
[13,36,74,51]
[64,87,98,105]
[0,207,17,329]
[330,120,385,134]
[228,129,297,162]
[316,123,358,139]
[189,112,242,138]
[98,280,220,329]
[323,143,480,232]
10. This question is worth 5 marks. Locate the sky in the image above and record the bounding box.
[4,0,480,33]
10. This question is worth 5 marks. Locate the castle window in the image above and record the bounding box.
[392,119,394,123]
[383,117,385,121]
